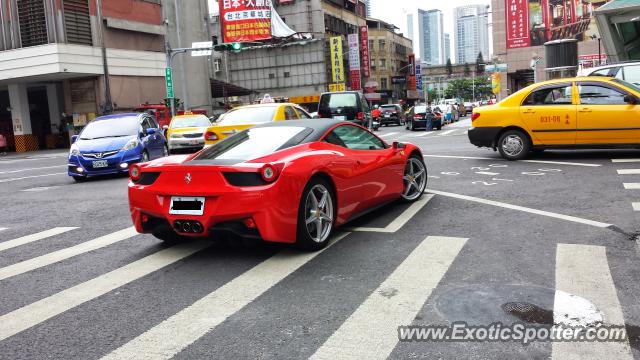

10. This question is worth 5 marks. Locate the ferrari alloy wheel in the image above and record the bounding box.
[401,156,427,202]
[297,178,335,251]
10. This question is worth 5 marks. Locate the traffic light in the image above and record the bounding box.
[213,42,243,52]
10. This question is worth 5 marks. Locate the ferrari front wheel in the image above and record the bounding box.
[296,177,335,251]
[401,155,427,202]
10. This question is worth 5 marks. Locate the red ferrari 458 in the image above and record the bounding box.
[128,120,428,250]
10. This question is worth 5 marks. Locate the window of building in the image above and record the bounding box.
[269,73,276,79]
[380,77,388,89]
[284,72,291,78]
[379,40,386,51]
[379,59,386,69]
[369,40,374,50]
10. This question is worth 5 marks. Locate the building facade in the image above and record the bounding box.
[491,0,604,99]
[444,33,451,62]
[418,9,445,65]
[0,0,210,153]
[367,18,413,103]
[407,13,414,41]
[454,4,490,64]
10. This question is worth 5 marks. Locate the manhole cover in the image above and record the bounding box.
[501,301,553,325]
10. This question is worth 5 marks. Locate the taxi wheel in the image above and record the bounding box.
[498,130,530,160]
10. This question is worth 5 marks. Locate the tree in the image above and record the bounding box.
[476,52,485,74]
[446,58,453,77]
[444,76,492,101]
[464,63,471,76]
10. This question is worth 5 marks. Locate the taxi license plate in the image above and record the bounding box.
[169,196,205,216]
[333,115,346,120]
[92,160,108,168]
[188,140,200,145]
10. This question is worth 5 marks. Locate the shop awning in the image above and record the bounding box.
[210,79,256,98]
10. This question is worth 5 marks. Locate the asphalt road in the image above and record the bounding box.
[1,118,639,359]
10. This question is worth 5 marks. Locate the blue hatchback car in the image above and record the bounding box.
[68,113,168,181]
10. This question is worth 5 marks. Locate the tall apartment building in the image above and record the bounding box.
[407,13,414,42]
[0,0,210,153]
[418,9,445,65]
[363,0,371,17]
[454,4,490,64]
[444,33,451,62]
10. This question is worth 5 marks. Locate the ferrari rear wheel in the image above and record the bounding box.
[401,155,427,202]
[296,177,335,251]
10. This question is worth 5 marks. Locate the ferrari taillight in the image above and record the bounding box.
[260,164,280,183]
[129,164,141,182]
[205,131,218,141]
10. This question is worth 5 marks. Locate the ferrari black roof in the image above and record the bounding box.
[253,119,344,142]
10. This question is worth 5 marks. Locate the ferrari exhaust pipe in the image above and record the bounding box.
[192,222,203,233]
[182,222,192,233]
[173,221,183,232]
[173,220,203,234]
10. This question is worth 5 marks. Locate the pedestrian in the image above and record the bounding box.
[458,102,466,118]
[445,104,453,124]
[0,132,6,155]
[371,105,381,129]
[426,106,433,131]
[452,103,459,122]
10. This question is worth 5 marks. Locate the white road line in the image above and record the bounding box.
[612,159,640,163]
[379,132,398,138]
[0,227,78,253]
[632,203,640,211]
[0,228,7,231]
[427,189,612,228]
[0,227,138,281]
[414,131,435,137]
[0,172,67,183]
[623,183,640,189]
[101,232,350,360]
[311,236,467,360]
[21,186,60,192]
[616,169,640,175]
[0,241,210,342]
[423,154,601,167]
[346,194,433,233]
[475,171,500,176]
[0,165,65,174]
[438,130,456,136]
[552,244,632,360]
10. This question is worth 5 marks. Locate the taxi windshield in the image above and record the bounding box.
[217,106,277,126]
[170,115,211,129]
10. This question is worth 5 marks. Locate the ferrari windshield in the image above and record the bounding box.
[194,126,311,162]
[216,106,277,126]
[79,117,140,140]
[170,115,211,128]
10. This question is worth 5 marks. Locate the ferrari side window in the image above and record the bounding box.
[331,125,385,150]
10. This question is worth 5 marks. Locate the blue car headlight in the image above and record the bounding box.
[70,144,79,157]
[122,139,140,151]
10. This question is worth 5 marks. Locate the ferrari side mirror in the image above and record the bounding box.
[392,141,405,149]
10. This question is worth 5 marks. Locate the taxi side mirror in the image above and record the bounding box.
[624,95,638,105]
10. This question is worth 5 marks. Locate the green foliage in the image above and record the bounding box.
[464,63,471,76]
[446,58,453,76]
[476,52,485,74]
[444,76,493,101]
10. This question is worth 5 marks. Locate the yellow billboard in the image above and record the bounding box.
[330,36,344,83]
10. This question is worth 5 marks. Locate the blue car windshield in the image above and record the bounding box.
[80,117,140,140]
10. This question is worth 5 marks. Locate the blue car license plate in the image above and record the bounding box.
[92,160,108,168]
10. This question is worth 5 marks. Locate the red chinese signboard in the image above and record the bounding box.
[350,70,361,91]
[407,54,416,91]
[219,0,273,43]
[360,26,370,78]
[505,0,530,49]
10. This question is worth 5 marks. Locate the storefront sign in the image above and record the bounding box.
[329,83,346,92]
[348,33,361,90]
[415,63,422,91]
[492,73,502,94]
[330,36,345,83]
[391,76,406,84]
[484,63,508,73]
[289,95,320,103]
[360,26,370,78]
[505,0,530,49]
[407,54,416,91]
[219,0,272,43]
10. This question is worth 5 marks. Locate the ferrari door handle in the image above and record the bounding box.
[579,108,592,113]
[522,109,535,114]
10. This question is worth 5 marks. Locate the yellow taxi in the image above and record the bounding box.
[204,103,312,145]
[469,77,640,160]
[166,114,212,154]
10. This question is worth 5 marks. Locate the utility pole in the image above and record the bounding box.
[95,0,113,114]
[173,0,189,110]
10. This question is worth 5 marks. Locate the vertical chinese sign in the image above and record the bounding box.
[505,0,530,49]
[407,54,416,91]
[330,36,345,84]
[348,33,361,90]
[415,63,422,91]
[219,0,273,43]
[360,26,370,78]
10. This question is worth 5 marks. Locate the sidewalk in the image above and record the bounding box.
[0,148,69,161]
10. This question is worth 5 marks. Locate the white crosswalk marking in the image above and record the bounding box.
[0,172,67,183]
[0,241,209,342]
[311,236,467,360]
[612,159,640,163]
[0,165,65,174]
[347,194,433,233]
[632,203,640,211]
[0,227,7,232]
[616,169,640,175]
[0,227,78,253]
[101,232,351,360]
[379,132,398,138]
[438,130,456,136]
[0,227,138,281]
[552,244,632,359]
[414,131,435,137]
[623,183,640,189]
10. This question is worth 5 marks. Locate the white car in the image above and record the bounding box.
[579,61,640,86]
